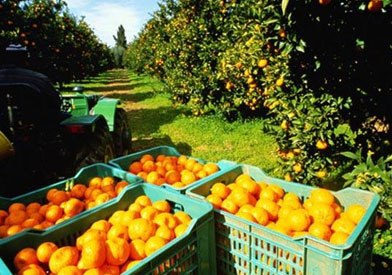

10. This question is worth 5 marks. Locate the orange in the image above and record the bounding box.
[192,163,204,173]
[155,225,175,242]
[45,205,63,223]
[221,199,239,214]
[26,203,41,214]
[6,210,27,225]
[115,181,129,195]
[129,240,146,260]
[129,161,143,174]
[137,172,148,181]
[58,266,82,275]
[21,218,39,228]
[164,162,176,172]
[172,182,185,188]
[206,194,222,209]
[227,183,238,191]
[331,218,356,235]
[95,193,111,205]
[36,242,58,263]
[259,187,279,202]
[238,180,260,197]
[64,198,84,217]
[7,225,23,236]
[128,203,142,213]
[91,189,104,201]
[146,171,160,185]
[121,260,141,272]
[308,222,332,241]
[211,183,231,200]
[235,174,252,184]
[99,265,120,275]
[278,205,295,221]
[145,236,166,256]
[153,213,177,230]
[181,172,196,185]
[310,189,335,206]
[48,246,79,273]
[0,225,9,237]
[91,220,111,233]
[140,206,158,221]
[185,159,197,171]
[152,200,171,213]
[238,204,254,214]
[155,178,166,186]
[84,187,98,200]
[229,187,253,207]
[269,185,285,199]
[196,170,208,179]
[13,248,39,270]
[303,198,313,210]
[128,218,156,241]
[332,202,343,218]
[309,203,335,226]
[46,188,58,201]
[0,209,8,224]
[165,170,181,185]
[156,166,167,177]
[203,163,219,175]
[121,211,140,227]
[135,195,152,207]
[155,154,166,162]
[288,209,310,232]
[142,160,156,173]
[177,155,188,165]
[274,222,291,236]
[28,212,44,223]
[105,237,130,266]
[257,181,268,190]
[292,231,308,238]
[40,220,54,229]
[140,154,154,164]
[256,199,279,221]
[108,210,126,225]
[107,224,129,241]
[174,211,192,225]
[51,191,69,206]
[282,199,302,210]
[86,201,97,210]
[9,202,26,213]
[77,239,106,269]
[236,212,257,223]
[101,177,115,189]
[71,184,87,199]
[17,264,45,275]
[89,177,103,188]
[346,204,366,225]
[174,223,188,237]
[76,229,107,250]
[330,231,349,245]
[83,269,104,275]
[250,207,269,226]
[283,192,300,203]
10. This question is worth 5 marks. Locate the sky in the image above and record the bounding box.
[65,0,160,47]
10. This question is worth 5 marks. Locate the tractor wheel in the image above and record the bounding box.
[74,121,114,171]
[112,108,132,157]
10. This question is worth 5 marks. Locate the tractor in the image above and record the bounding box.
[0,45,132,197]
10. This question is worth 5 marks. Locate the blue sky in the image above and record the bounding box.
[65,0,160,47]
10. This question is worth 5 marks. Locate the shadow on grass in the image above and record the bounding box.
[103,92,154,103]
[84,82,150,93]
[130,135,192,156]
[372,254,392,273]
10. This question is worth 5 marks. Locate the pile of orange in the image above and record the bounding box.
[0,177,129,239]
[12,195,192,275]
[206,174,366,245]
[128,154,219,189]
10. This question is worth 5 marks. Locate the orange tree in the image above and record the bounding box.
[0,0,113,84]
[125,0,392,188]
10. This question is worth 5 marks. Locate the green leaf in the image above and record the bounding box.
[281,0,290,15]
[340,151,360,161]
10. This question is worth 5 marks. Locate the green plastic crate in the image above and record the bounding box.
[0,183,216,275]
[109,145,236,193]
[0,163,141,243]
[186,164,380,275]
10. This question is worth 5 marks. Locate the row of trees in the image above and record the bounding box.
[0,0,113,84]
[125,0,392,218]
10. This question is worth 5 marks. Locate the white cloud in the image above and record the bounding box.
[66,1,142,47]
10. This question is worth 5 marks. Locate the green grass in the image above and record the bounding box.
[66,69,280,176]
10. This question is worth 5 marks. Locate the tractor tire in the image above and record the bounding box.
[74,121,114,172]
[112,108,132,157]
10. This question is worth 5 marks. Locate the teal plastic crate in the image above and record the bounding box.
[109,145,236,193]
[186,164,380,275]
[0,183,216,275]
[0,163,141,243]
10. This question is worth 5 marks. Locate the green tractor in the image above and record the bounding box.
[0,46,131,197]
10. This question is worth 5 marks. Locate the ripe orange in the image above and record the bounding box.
[128,203,142,213]
[236,212,257,223]
[156,166,167,177]
[192,163,204,173]
[77,239,106,269]
[256,199,279,221]
[9,202,26,213]
[135,195,152,207]
[83,269,104,275]
[71,184,87,199]
[308,222,332,241]
[48,246,79,274]
[46,188,58,202]
[346,204,366,225]
[330,232,349,245]
[58,266,82,275]
[177,155,188,165]
[221,199,239,214]
[309,189,335,205]
[235,174,252,184]
[181,171,196,185]
[278,205,295,221]
[26,203,41,214]
[196,170,208,179]
[7,224,23,236]
[174,223,188,237]
[174,211,192,225]
[121,211,140,227]
[121,260,141,272]
[101,177,115,192]
[91,219,111,233]
[146,171,160,185]
[259,187,279,202]
[17,264,46,275]
[0,209,8,224]
[6,210,27,225]
[283,192,300,203]
[155,178,166,186]
[140,206,158,221]
[152,200,171,213]
[172,182,185,188]
[91,189,103,201]
[40,221,54,229]
[106,237,130,266]
[153,213,177,230]
[309,203,336,226]
[368,0,383,12]
[0,225,9,237]
[115,181,129,195]
[128,218,156,241]
[238,180,260,197]
[64,198,84,217]
[129,239,146,260]
[238,204,254,214]
[184,159,197,171]
[28,212,44,223]
[89,177,103,188]
[45,205,63,223]
[84,187,97,200]
[21,218,39,228]
[210,183,231,199]
[142,160,156,173]
[165,170,181,185]
[99,265,120,275]
[140,154,154,164]
[155,225,175,242]
[109,210,126,225]
[229,187,252,207]
[13,248,39,270]
[287,209,310,232]
[206,194,222,209]
[95,193,111,205]
[145,236,166,256]
[137,171,148,181]
[203,163,219,175]
[51,191,69,206]
[331,218,356,235]
[250,207,269,226]
[107,224,129,241]
[269,185,284,199]
[129,161,143,174]
[36,242,58,263]
[303,198,313,210]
